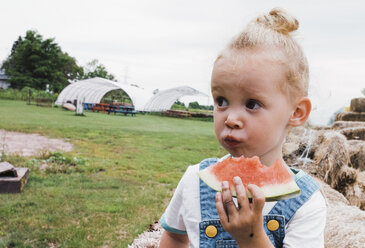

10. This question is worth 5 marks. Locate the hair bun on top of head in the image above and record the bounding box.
[256,8,299,35]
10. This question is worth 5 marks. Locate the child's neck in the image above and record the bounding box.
[258,150,284,167]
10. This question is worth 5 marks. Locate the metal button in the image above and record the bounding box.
[205,225,218,238]
[267,219,279,231]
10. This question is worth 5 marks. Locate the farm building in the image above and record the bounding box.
[0,70,10,89]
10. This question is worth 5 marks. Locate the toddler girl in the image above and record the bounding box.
[159,8,326,248]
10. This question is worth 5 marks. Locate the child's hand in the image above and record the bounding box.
[216,177,274,248]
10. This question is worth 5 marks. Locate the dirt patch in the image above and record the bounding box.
[0,129,73,157]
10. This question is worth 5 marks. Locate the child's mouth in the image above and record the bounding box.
[223,136,241,147]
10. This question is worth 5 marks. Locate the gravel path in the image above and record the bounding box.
[0,129,73,157]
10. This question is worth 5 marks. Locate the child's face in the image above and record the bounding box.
[211,51,295,166]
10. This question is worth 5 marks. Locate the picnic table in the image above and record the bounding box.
[91,103,110,113]
[108,105,137,116]
[83,103,94,111]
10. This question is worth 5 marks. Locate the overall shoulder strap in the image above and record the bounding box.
[269,169,320,224]
[199,158,220,220]
[199,158,219,170]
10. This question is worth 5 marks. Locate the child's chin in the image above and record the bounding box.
[227,150,245,158]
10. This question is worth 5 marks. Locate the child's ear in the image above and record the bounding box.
[288,97,311,127]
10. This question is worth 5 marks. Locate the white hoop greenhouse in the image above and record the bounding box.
[55,77,208,112]
[143,86,207,111]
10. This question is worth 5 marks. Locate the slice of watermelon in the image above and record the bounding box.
[198,156,300,201]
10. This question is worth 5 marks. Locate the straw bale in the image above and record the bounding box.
[340,127,365,141]
[331,121,365,130]
[335,112,365,122]
[350,97,365,112]
[348,140,365,171]
[320,181,365,248]
[311,131,357,190]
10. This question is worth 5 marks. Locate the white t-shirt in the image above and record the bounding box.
[161,162,327,248]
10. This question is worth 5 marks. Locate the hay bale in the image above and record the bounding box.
[320,181,365,248]
[285,128,365,209]
[348,140,365,171]
[128,222,162,248]
[332,121,365,130]
[311,131,357,191]
[318,180,348,205]
[340,127,365,141]
[335,112,365,122]
[283,127,315,168]
[309,131,365,209]
[357,172,365,210]
[342,181,365,209]
[350,97,365,112]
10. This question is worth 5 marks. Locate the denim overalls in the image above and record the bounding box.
[199,158,320,248]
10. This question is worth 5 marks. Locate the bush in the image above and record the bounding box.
[27,151,88,174]
[188,101,213,110]
[0,87,57,102]
[0,88,22,100]
[171,103,187,111]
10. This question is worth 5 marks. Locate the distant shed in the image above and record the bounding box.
[0,69,10,89]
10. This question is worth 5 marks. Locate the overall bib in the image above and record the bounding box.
[198,158,320,248]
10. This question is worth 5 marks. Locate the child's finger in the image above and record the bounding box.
[221,181,238,220]
[247,184,265,214]
[216,192,228,224]
[233,176,250,212]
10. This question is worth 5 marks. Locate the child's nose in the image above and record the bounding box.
[224,114,243,129]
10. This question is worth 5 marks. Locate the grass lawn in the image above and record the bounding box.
[0,99,225,247]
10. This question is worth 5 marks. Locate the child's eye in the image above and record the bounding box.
[216,97,228,107]
[245,99,261,110]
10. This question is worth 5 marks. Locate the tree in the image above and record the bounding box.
[1,30,83,93]
[81,59,116,81]
[188,101,200,109]
[188,101,213,110]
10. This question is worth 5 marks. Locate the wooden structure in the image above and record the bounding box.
[84,102,137,116]
[36,98,53,107]
[0,162,29,193]
[164,110,213,119]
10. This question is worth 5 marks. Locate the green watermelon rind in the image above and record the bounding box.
[198,167,301,202]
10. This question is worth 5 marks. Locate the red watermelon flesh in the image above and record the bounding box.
[198,156,300,201]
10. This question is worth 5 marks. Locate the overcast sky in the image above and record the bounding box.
[1,0,364,125]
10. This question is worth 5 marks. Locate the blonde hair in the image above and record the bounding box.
[221,8,309,98]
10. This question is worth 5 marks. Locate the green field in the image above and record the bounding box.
[0,100,225,247]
